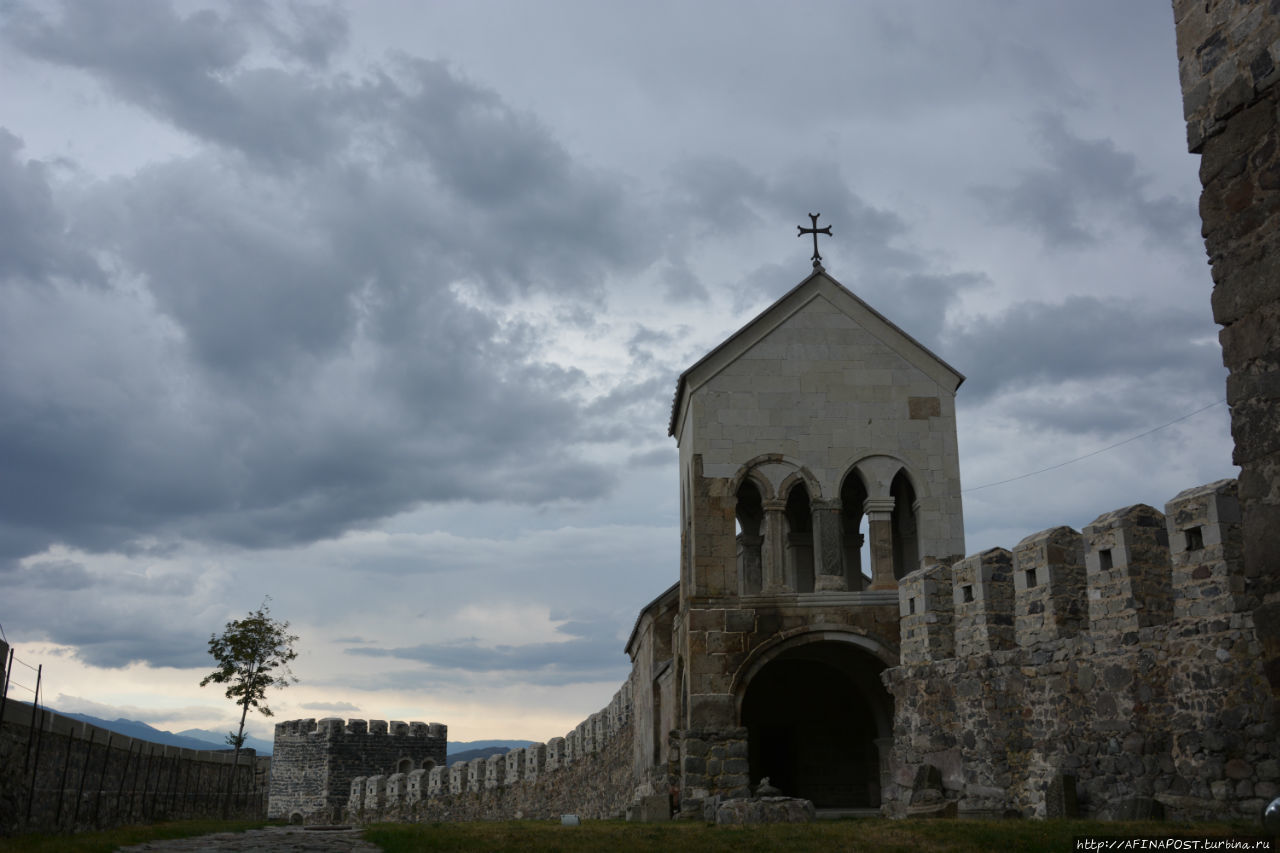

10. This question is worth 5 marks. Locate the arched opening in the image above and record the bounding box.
[421,758,436,771]
[840,471,869,590]
[785,484,814,593]
[736,479,764,594]
[396,757,412,775]
[741,639,891,809]
[890,471,919,579]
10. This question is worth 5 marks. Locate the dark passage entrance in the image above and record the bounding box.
[741,641,889,808]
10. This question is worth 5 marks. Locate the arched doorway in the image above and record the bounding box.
[736,479,764,594]
[890,471,918,579]
[784,483,814,593]
[739,638,890,809]
[840,470,869,590]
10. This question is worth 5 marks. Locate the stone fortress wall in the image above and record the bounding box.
[343,684,637,823]
[882,479,1277,820]
[1172,0,1280,700]
[268,716,446,824]
[0,681,268,834]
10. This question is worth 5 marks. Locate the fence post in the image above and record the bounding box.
[26,701,46,826]
[23,664,42,775]
[55,720,75,828]
[0,646,14,737]
[93,732,113,828]
[140,745,156,821]
[116,739,135,826]
[73,727,95,828]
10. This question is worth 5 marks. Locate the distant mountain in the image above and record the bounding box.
[61,713,273,754]
[56,715,534,761]
[446,740,535,766]
[177,727,274,755]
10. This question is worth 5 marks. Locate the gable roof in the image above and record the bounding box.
[667,266,965,438]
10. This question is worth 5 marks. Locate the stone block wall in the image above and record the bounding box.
[268,716,445,824]
[348,683,638,822]
[1013,526,1086,647]
[0,699,266,834]
[884,480,1277,820]
[1173,0,1280,696]
[899,560,956,662]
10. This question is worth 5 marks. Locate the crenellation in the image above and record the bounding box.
[485,753,503,789]
[525,742,547,780]
[545,737,565,771]
[348,777,365,813]
[505,747,526,785]
[270,715,447,823]
[885,480,1275,821]
[364,775,385,812]
[386,772,407,806]
[406,768,426,804]
[428,764,446,796]
[1083,504,1172,649]
[344,692,637,822]
[1013,526,1086,647]
[898,560,955,662]
[449,761,468,795]
[1165,479,1250,621]
[564,729,579,764]
[952,547,1014,657]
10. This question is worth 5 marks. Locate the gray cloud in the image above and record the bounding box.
[300,700,361,712]
[971,113,1198,249]
[0,0,666,563]
[345,616,628,687]
[946,295,1221,404]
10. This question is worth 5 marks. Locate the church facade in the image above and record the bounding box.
[627,263,966,811]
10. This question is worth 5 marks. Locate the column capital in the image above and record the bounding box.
[863,496,896,515]
[762,499,788,513]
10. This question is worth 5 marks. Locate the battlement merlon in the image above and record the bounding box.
[898,559,956,663]
[1013,525,1086,648]
[952,547,1014,658]
[1082,504,1172,649]
[274,718,447,740]
[1165,479,1248,619]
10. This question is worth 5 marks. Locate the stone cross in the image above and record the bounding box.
[797,213,832,268]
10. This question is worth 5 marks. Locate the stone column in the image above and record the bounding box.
[762,499,788,592]
[737,532,763,594]
[864,496,897,590]
[812,499,847,592]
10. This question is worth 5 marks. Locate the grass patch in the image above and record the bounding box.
[364,818,1267,853]
[0,819,269,853]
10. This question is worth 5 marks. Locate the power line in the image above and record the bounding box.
[963,398,1227,494]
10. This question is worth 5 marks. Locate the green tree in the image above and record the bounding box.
[200,599,298,792]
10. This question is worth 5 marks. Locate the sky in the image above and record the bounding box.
[0,0,1235,746]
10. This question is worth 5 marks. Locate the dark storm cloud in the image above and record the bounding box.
[345,616,628,687]
[0,1,662,565]
[37,606,210,669]
[5,1,344,166]
[972,114,1197,249]
[946,295,1226,432]
[0,130,96,282]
